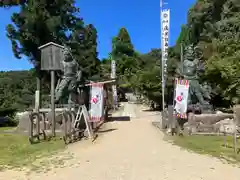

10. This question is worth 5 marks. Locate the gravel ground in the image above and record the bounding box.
[1,103,240,180]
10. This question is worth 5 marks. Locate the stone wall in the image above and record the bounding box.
[185,111,235,134]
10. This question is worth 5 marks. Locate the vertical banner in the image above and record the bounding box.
[89,83,104,122]
[161,9,170,88]
[174,79,189,119]
[111,59,118,108]
[35,90,40,110]
[111,59,116,79]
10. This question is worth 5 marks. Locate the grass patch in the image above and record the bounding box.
[0,126,15,131]
[167,135,240,164]
[0,132,66,169]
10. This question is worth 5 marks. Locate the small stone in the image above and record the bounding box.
[216,110,223,114]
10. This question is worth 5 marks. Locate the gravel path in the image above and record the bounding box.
[1,103,240,180]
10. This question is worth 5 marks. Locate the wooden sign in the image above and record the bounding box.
[39,42,64,71]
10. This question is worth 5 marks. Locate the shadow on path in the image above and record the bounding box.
[107,116,131,122]
[142,108,161,112]
[97,128,117,133]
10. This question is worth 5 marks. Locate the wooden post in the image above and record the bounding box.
[172,78,177,134]
[234,122,237,154]
[35,90,40,110]
[51,71,56,137]
[223,128,227,148]
[180,43,184,73]
[35,76,41,113]
[168,105,174,135]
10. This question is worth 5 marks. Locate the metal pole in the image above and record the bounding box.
[51,71,56,137]
[161,68,165,128]
[180,43,184,74]
[160,0,166,129]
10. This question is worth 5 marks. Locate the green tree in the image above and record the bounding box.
[204,0,240,104]
[136,49,162,105]
[174,25,190,54]
[136,48,178,106]
[70,23,100,80]
[0,0,25,7]
[0,1,102,112]
[5,0,85,85]
[112,27,135,76]
[0,70,36,110]
[100,57,111,79]
[174,0,240,106]
[111,27,143,89]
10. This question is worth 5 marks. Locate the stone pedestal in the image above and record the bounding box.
[187,112,235,134]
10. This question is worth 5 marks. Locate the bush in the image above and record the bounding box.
[0,116,18,127]
[0,108,17,117]
[6,116,18,127]
[0,108,18,127]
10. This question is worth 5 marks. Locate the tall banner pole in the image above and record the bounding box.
[160,0,170,129]
[111,57,118,110]
[160,0,164,128]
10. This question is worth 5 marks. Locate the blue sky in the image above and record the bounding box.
[0,0,196,71]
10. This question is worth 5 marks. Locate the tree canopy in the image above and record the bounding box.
[178,0,240,105]
[1,0,239,113]
[4,0,99,81]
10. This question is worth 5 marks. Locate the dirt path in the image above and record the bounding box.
[1,103,240,180]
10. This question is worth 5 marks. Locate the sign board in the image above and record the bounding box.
[89,83,104,122]
[39,42,64,71]
[82,105,90,122]
[73,105,93,139]
[81,105,93,138]
[174,79,189,119]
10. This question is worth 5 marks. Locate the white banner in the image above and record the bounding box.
[112,85,118,105]
[89,83,104,122]
[111,59,118,108]
[161,9,170,87]
[174,79,189,119]
[111,60,116,79]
